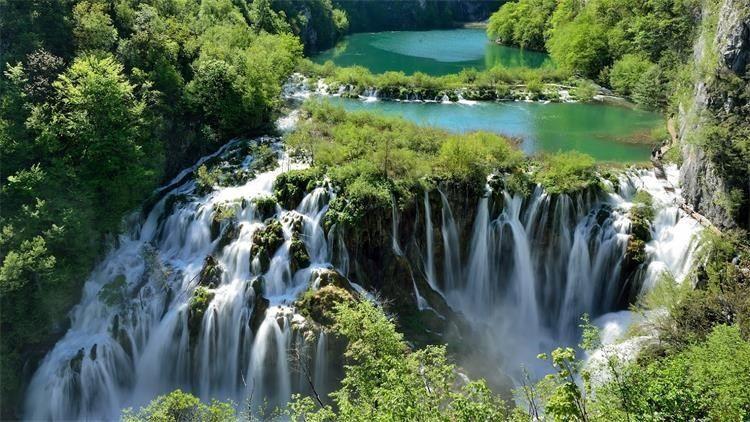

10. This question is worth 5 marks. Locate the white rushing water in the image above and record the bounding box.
[23,137,353,420]
[414,166,702,379]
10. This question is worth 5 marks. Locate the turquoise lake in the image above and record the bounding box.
[312,28,552,76]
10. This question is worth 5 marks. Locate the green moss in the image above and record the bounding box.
[295,285,356,327]
[273,168,323,209]
[533,151,597,194]
[251,196,277,220]
[188,287,214,342]
[98,275,127,307]
[251,220,284,272]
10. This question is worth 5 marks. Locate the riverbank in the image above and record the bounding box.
[297,60,630,104]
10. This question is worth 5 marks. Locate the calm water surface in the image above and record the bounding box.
[313,28,551,75]
[324,97,663,162]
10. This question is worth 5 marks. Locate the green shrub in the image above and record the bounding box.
[122,389,234,422]
[533,151,597,194]
[609,54,654,97]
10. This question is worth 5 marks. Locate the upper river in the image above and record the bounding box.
[312,28,664,162]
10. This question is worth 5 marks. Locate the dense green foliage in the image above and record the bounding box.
[487,0,556,50]
[487,0,698,109]
[0,0,317,416]
[123,389,236,421]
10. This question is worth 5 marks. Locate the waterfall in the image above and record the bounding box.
[421,167,702,379]
[422,192,438,292]
[391,196,404,256]
[24,142,345,420]
[439,189,462,293]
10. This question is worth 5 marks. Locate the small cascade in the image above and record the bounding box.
[361,87,379,102]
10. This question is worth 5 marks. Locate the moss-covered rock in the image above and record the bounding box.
[251,196,278,220]
[623,190,655,273]
[313,268,354,292]
[248,277,271,333]
[98,275,127,307]
[251,220,285,272]
[630,190,655,241]
[289,235,311,273]
[198,256,222,288]
[248,144,278,174]
[273,168,323,209]
[625,237,648,268]
[188,287,214,342]
[295,285,357,327]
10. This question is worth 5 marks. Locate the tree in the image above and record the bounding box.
[546,15,609,79]
[28,53,158,229]
[290,300,508,421]
[73,0,118,51]
[609,54,654,97]
[122,389,236,422]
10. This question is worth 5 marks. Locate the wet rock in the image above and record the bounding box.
[596,205,612,226]
[282,212,304,235]
[198,256,222,288]
[217,221,240,250]
[289,235,311,273]
[249,293,270,333]
[188,287,214,343]
[295,285,357,327]
[70,348,85,373]
[251,275,265,296]
[89,344,97,361]
[250,220,285,273]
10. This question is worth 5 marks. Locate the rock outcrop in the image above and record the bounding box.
[679,0,750,229]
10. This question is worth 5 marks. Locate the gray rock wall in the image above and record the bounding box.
[679,0,750,229]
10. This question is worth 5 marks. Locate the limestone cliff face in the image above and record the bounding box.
[679,0,750,229]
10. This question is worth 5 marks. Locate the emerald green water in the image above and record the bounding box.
[324,97,663,162]
[313,29,551,76]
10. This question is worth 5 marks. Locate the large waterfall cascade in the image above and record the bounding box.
[411,167,701,378]
[24,86,703,419]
